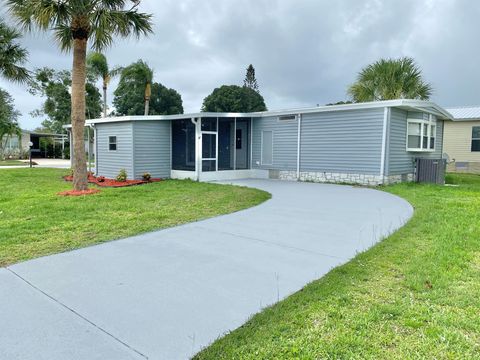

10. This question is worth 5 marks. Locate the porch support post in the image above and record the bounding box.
[191,117,200,181]
[61,135,65,159]
[233,117,237,170]
[69,130,73,167]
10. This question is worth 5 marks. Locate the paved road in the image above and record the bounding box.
[0,180,413,360]
[0,159,71,169]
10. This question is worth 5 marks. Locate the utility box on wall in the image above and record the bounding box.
[415,158,446,185]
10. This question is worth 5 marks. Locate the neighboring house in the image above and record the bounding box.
[1,130,68,159]
[443,106,480,173]
[1,130,32,158]
[81,99,452,185]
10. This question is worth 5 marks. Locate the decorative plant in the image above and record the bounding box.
[142,172,151,181]
[116,169,127,182]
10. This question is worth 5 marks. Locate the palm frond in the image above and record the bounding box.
[348,57,432,102]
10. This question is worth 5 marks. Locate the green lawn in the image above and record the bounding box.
[195,173,480,359]
[0,168,270,266]
[0,160,26,166]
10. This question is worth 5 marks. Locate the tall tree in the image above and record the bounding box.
[202,85,267,113]
[0,88,21,159]
[113,78,183,116]
[114,60,153,115]
[29,67,102,134]
[0,19,29,83]
[348,57,433,102]
[243,64,259,93]
[86,52,122,117]
[7,0,153,191]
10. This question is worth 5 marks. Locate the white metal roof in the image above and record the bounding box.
[69,100,451,127]
[444,106,480,121]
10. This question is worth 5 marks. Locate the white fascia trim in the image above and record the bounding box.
[80,99,453,126]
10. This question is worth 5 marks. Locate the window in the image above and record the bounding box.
[407,115,436,152]
[472,126,480,152]
[261,130,273,165]
[108,136,117,151]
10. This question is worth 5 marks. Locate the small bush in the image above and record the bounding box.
[116,169,127,182]
[142,172,151,181]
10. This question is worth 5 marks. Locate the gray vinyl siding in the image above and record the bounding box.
[300,109,384,174]
[132,121,171,179]
[386,109,444,175]
[252,108,385,174]
[96,122,134,179]
[252,116,298,170]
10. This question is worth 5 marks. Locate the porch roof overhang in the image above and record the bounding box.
[61,99,453,129]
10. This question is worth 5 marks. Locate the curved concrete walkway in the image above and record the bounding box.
[0,180,412,360]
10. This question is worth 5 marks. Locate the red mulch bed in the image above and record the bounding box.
[63,174,163,188]
[58,189,101,196]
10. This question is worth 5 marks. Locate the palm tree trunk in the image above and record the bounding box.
[102,82,107,118]
[71,38,88,191]
[144,98,150,115]
[144,82,151,115]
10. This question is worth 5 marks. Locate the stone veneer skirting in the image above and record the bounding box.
[272,170,414,186]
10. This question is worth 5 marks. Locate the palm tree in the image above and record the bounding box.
[119,60,153,115]
[348,57,433,102]
[0,19,29,83]
[7,0,153,191]
[86,52,122,118]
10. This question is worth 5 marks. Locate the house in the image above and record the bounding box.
[81,100,452,185]
[1,130,32,158]
[1,130,68,159]
[443,106,480,173]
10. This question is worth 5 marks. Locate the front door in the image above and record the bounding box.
[201,132,217,172]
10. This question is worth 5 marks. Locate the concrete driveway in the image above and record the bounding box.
[0,180,413,360]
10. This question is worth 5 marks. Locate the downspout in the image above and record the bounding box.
[296,113,302,180]
[92,124,98,176]
[191,117,200,181]
[380,107,390,183]
[87,126,91,174]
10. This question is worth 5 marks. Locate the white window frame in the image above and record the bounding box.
[472,126,480,152]
[108,136,117,151]
[406,114,436,152]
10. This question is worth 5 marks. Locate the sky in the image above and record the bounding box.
[1,0,479,130]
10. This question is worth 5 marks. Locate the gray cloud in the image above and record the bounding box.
[0,0,479,129]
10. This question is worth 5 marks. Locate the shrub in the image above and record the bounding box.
[116,169,127,182]
[142,172,151,181]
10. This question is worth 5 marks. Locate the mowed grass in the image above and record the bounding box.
[0,160,26,166]
[195,173,480,359]
[0,168,270,266]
